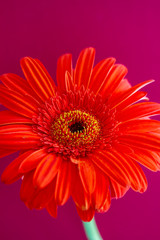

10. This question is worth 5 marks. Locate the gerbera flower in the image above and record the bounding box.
[0,47,160,222]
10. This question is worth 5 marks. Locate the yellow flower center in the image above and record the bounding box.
[51,110,101,147]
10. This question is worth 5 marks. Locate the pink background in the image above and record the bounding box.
[0,0,160,239]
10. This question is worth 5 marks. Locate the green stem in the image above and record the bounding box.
[82,217,103,240]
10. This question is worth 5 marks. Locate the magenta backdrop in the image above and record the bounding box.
[0,0,160,239]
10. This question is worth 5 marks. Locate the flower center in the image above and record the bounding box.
[51,110,101,147]
[69,121,84,133]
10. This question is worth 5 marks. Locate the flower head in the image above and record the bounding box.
[0,48,160,221]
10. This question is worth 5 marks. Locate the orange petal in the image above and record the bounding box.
[97,192,111,213]
[0,149,16,158]
[0,124,35,134]
[118,133,160,152]
[65,71,74,92]
[55,161,73,205]
[19,148,47,173]
[0,85,38,118]
[46,198,58,218]
[0,125,40,149]
[20,57,55,101]
[89,58,116,94]
[111,79,154,109]
[29,182,54,209]
[99,64,128,99]
[126,148,160,171]
[76,206,95,222]
[112,151,148,192]
[113,91,148,112]
[118,119,160,134]
[109,179,129,199]
[20,171,35,204]
[0,110,33,126]
[92,167,110,210]
[1,151,34,184]
[78,159,96,194]
[72,166,91,210]
[112,78,131,95]
[117,102,160,121]
[56,53,73,92]
[74,48,95,88]
[0,73,40,102]
[33,154,62,188]
[91,151,130,187]
[0,132,39,150]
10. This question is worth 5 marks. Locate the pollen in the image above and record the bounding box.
[51,110,101,147]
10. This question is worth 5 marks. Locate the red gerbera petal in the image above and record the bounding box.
[92,168,110,210]
[20,57,56,101]
[79,159,96,194]
[76,206,95,222]
[89,58,116,93]
[19,148,47,173]
[117,102,160,121]
[0,73,40,101]
[1,151,34,184]
[57,53,73,93]
[33,154,62,188]
[46,198,58,218]
[72,167,91,210]
[109,179,129,199]
[55,160,73,205]
[92,151,130,187]
[0,110,33,126]
[74,47,95,88]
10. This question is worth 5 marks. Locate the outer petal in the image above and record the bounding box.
[112,151,148,192]
[56,54,73,92]
[118,133,160,152]
[91,150,130,187]
[65,71,74,92]
[0,73,40,101]
[20,171,54,209]
[113,91,148,112]
[92,167,110,210]
[0,85,38,118]
[0,127,40,150]
[19,148,47,173]
[76,206,95,222]
[20,171,36,205]
[110,79,153,109]
[98,193,111,213]
[78,159,96,194]
[126,148,160,171]
[112,78,131,95]
[33,154,62,188]
[72,166,91,210]
[117,102,160,121]
[55,161,73,205]
[1,151,34,184]
[29,183,54,209]
[74,48,95,88]
[118,119,160,134]
[89,58,116,94]
[99,64,128,99]
[46,198,58,218]
[0,111,33,126]
[0,124,35,134]
[0,149,16,158]
[109,179,129,199]
[20,57,56,102]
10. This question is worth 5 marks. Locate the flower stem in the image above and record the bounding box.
[82,217,103,240]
